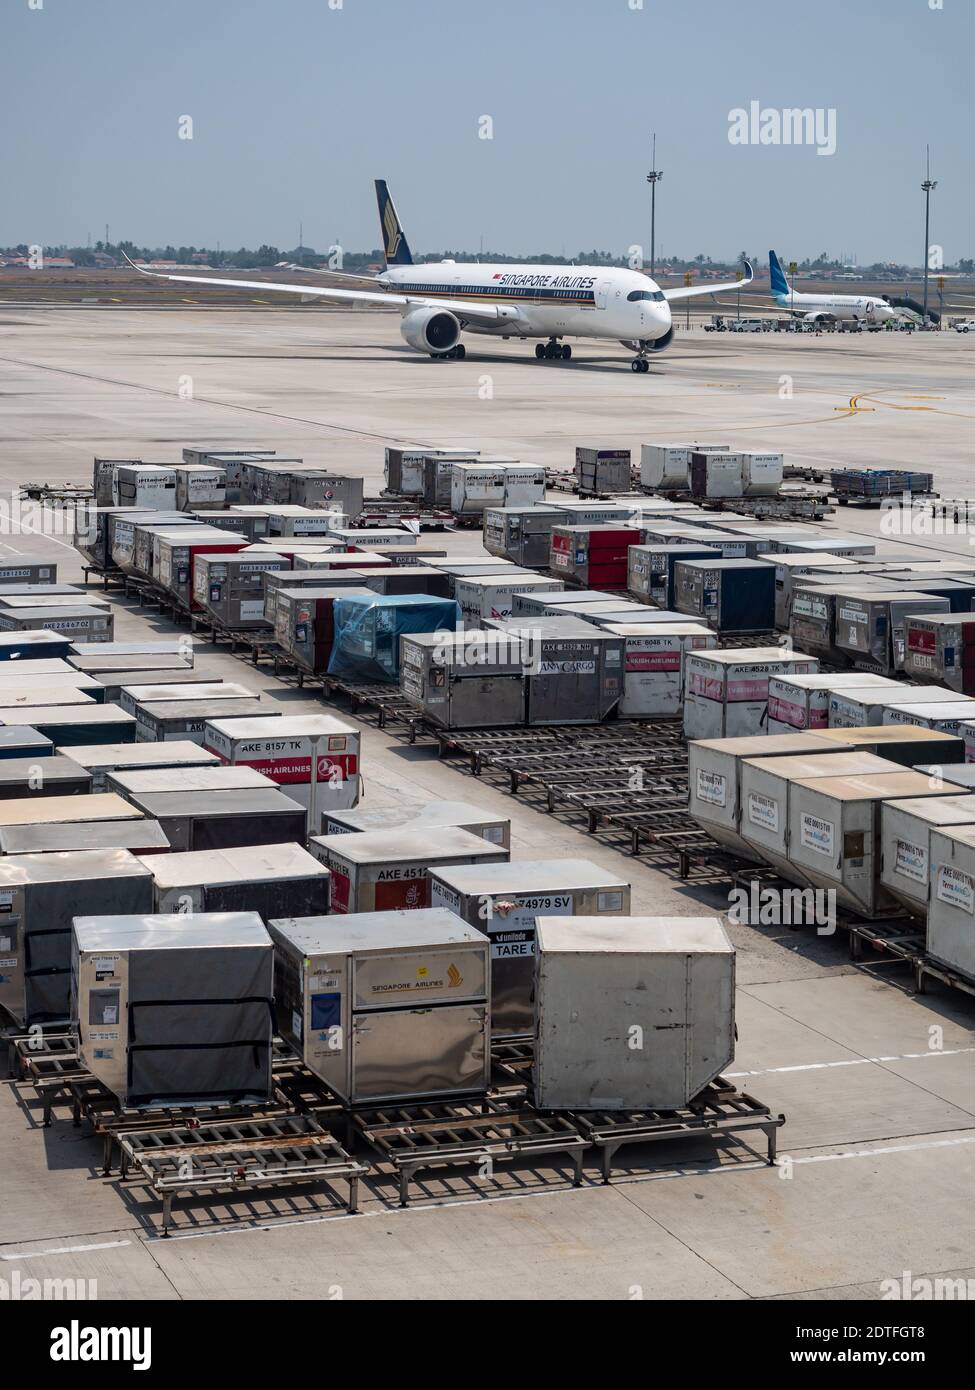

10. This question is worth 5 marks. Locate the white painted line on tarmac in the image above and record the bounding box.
[0,1239,132,1262]
[728,1045,975,1079]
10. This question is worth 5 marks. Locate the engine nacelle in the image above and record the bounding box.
[401,306,461,354]
[619,327,674,354]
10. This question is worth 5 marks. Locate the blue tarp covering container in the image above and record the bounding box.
[328,593,461,683]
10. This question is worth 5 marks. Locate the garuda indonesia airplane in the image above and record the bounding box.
[127,181,753,373]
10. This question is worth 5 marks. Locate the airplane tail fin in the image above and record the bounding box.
[769,250,791,298]
[375,180,413,266]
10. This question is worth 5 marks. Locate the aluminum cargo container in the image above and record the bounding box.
[455,574,563,623]
[435,561,531,598]
[640,443,730,491]
[399,631,527,729]
[13,704,136,747]
[688,732,844,857]
[189,508,270,540]
[119,681,252,718]
[385,446,480,496]
[73,911,274,1106]
[264,571,362,629]
[108,765,271,800]
[812,725,965,766]
[768,554,860,629]
[926,826,975,977]
[69,639,192,664]
[127,788,307,852]
[482,505,568,567]
[601,622,716,718]
[111,516,195,577]
[914,763,975,791]
[0,686,95,713]
[0,560,57,585]
[0,583,88,604]
[236,459,309,504]
[0,658,74,679]
[192,550,289,628]
[373,546,450,568]
[361,566,452,598]
[93,457,139,507]
[273,585,374,672]
[91,668,204,704]
[322,798,510,846]
[154,530,247,608]
[269,909,490,1104]
[883,701,975,737]
[309,826,508,914]
[329,594,461,684]
[740,452,784,496]
[203,713,360,813]
[181,448,277,502]
[63,741,219,793]
[261,506,344,537]
[138,842,330,916]
[550,524,642,591]
[0,791,141,835]
[674,557,776,633]
[0,754,90,800]
[0,727,54,760]
[134,698,269,744]
[0,848,153,1025]
[833,590,951,674]
[512,587,608,617]
[575,447,631,494]
[829,685,962,729]
[0,631,73,661]
[325,526,416,550]
[173,464,226,511]
[684,649,819,740]
[627,544,715,607]
[789,770,955,917]
[113,464,177,509]
[496,621,625,725]
[740,751,900,881]
[880,795,975,917]
[430,859,630,1038]
[767,673,899,734]
[421,453,482,508]
[776,536,876,558]
[533,916,734,1110]
[689,452,745,499]
[904,613,975,693]
[283,473,364,519]
[0,606,113,643]
[0,821,169,856]
[449,459,524,515]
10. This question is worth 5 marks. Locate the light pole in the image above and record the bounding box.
[921,146,937,324]
[646,134,663,279]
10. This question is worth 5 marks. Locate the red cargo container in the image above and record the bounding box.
[904,613,975,694]
[549,525,641,591]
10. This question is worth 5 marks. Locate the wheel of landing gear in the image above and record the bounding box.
[562,344,572,360]
[641,359,650,373]
[535,343,546,359]
[631,359,642,373]
[454,344,466,360]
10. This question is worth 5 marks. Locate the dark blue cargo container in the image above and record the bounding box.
[0,630,73,661]
[0,727,54,759]
[2,705,137,747]
[673,557,776,633]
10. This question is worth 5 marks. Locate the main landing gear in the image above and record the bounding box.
[431,344,466,360]
[631,357,650,373]
[535,339,571,360]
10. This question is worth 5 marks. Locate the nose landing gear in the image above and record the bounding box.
[631,357,650,373]
[535,339,571,360]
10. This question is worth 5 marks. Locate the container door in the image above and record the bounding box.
[351,1004,488,1101]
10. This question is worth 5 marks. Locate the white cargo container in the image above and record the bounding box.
[788,770,954,917]
[534,917,735,1111]
[740,452,784,496]
[833,590,952,674]
[203,714,360,813]
[829,684,959,729]
[308,826,508,913]
[767,673,898,734]
[683,648,819,740]
[324,526,416,550]
[138,842,331,916]
[601,622,716,717]
[639,443,729,492]
[173,464,226,510]
[113,465,177,509]
[963,723,975,764]
[880,795,975,917]
[766,554,860,629]
[687,732,846,858]
[454,573,563,624]
[450,459,520,516]
[883,701,975,737]
[62,740,220,793]
[927,825,975,977]
[321,799,510,846]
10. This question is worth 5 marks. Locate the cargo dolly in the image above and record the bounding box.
[829,468,936,506]
[357,497,451,530]
[3,1024,78,1078]
[847,918,975,1002]
[353,1096,588,1207]
[116,1114,368,1235]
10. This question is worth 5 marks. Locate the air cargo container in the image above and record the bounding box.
[73,911,274,1107]
[110,515,193,576]
[126,788,307,852]
[0,659,75,680]
[173,464,226,510]
[236,458,308,504]
[0,631,73,661]
[203,713,360,813]
[192,549,289,628]
[674,557,776,633]
[512,587,610,616]
[689,452,745,499]
[455,574,563,623]
[0,584,90,605]
[421,453,482,508]
[325,526,415,550]
[138,842,330,916]
[118,681,253,718]
[914,763,975,791]
[829,684,962,729]
[385,446,480,496]
[601,622,716,718]
[360,566,452,599]
[0,727,54,760]
[90,668,204,704]
[583,607,692,629]
[925,826,975,977]
[683,649,819,740]
[430,859,630,1038]
[0,791,141,836]
[883,701,975,737]
[93,457,139,506]
[549,524,642,591]
[75,507,151,569]
[0,560,57,586]
[400,631,527,729]
[328,594,461,684]
[575,447,631,494]
[0,819,169,856]
[768,555,860,629]
[482,505,569,567]
[133,698,269,744]
[833,590,951,674]
[322,799,510,846]
[880,796,975,917]
[0,755,91,800]
[450,460,542,516]
[154,530,248,608]
[263,506,345,537]
[282,473,364,519]
[264,572,364,629]
[779,535,876,558]
[0,687,95,714]
[533,916,735,1111]
[812,725,965,766]
[69,640,192,664]
[904,613,975,693]
[767,673,899,734]
[0,849,153,1025]
[740,452,784,496]
[14,704,136,747]
[181,448,276,502]
[189,508,270,540]
[274,586,374,672]
[107,765,273,800]
[687,732,844,858]
[494,621,625,725]
[739,751,901,881]
[0,606,113,643]
[291,552,389,572]
[627,544,715,607]
[435,560,530,597]
[373,546,450,568]
[113,464,177,509]
[308,826,508,914]
[560,499,645,525]
[269,909,491,1104]
[640,443,730,491]
[788,770,955,917]
[63,742,219,794]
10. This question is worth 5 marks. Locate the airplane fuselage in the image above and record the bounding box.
[774,289,896,324]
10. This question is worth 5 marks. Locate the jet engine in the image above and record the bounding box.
[400,306,461,354]
[621,327,674,353]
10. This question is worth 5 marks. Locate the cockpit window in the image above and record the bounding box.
[627,289,666,302]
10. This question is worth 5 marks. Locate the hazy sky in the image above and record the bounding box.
[5,0,971,264]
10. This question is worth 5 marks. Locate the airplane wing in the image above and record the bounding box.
[663,261,754,301]
[122,254,518,325]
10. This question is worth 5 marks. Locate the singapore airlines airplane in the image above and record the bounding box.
[126,181,753,373]
[769,249,898,325]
